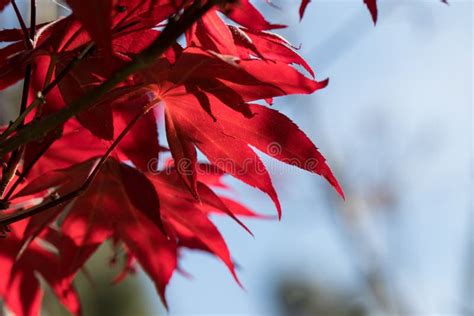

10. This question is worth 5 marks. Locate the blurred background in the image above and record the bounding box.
[0,1,472,315]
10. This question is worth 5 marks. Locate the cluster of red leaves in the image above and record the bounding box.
[0,0,427,314]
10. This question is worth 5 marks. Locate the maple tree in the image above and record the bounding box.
[0,0,446,315]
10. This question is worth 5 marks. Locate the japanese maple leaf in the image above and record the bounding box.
[187,10,314,77]
[13,158,174,303]
[13,156,255,307]
[133,40,341,217]
[42,12,336,208]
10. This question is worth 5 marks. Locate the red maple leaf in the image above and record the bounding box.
[11,152,258,307]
